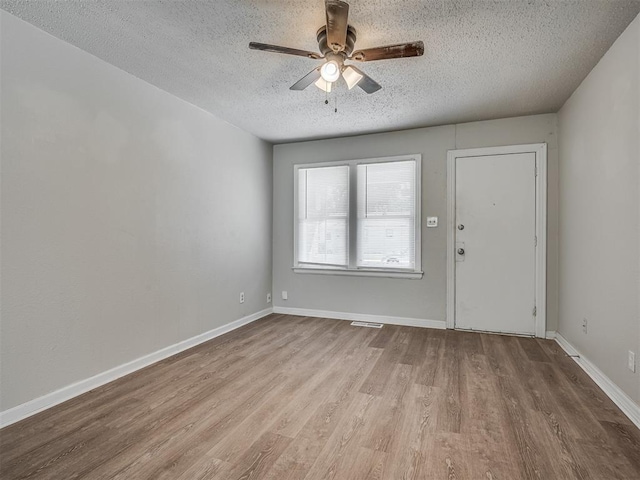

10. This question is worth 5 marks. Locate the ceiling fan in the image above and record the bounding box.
[249,0,424,94]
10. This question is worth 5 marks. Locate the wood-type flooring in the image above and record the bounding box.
[2,314,639,479]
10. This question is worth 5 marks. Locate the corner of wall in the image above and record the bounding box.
[556,12,640,404]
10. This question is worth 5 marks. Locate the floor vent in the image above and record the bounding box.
[350,321,384,329]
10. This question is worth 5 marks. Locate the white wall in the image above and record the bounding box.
[273,114,558,327]
[558,14,639,403]
[0,12,273,411]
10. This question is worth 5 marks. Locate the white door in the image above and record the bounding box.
[454,152,536,335]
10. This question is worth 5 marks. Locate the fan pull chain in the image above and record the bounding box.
[321,86,338,113]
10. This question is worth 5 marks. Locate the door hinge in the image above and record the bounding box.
[535,165,538,177]
[533,306,537,317]
[535,235,538,247]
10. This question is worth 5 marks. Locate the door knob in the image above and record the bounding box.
[458,248,465,255]
[458,224,465,230]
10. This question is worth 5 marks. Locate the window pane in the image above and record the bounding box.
[357,161,416,269]
[357,218,414,268]
[299,218,348,266]
[298,165,349,266]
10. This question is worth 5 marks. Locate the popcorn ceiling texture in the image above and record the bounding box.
[2,0,639,143]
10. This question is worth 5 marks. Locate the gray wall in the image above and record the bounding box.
[0,12,273,411]
[558,14,639,403]
[273,114,559,327]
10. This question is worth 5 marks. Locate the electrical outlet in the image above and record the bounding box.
[239,292,245,304]
[282,290,288,300]
[266,293,271,303]
[629,351,636,373]
[582,318,588,334]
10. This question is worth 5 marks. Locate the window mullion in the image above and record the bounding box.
[348,163,358,269]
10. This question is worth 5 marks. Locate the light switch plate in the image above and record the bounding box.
[426,216,438,227]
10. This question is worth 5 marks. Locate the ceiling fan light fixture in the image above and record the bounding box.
[250,0,424,95]
[320,60,341,83]
[342,65,364,89]
[314,77,332,92]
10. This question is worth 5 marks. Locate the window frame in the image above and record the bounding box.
[293,154,422,279]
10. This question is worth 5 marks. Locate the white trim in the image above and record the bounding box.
[534,144,548,338]
[413,157,423,272]
[554,333,640,429]
[292,267,423,279]
[0,308,273,429]
[273,306,445,330]
[446,143,548,338]
[446,155,456,330]
[545,330,557,340]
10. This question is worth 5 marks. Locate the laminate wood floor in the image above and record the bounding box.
[2,314,639,479]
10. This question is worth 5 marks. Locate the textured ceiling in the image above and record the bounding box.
[2,1,639,143]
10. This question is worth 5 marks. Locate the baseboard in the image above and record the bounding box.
[13,313,634,430]
[545,330,557,339]
[554,333,640,429]
[0,308,273,429]
[272,306,445,330]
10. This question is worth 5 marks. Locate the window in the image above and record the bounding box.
[357,161,417,270]
[294,155,422,278]
[297,165,349,268]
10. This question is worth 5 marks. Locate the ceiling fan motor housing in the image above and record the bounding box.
[317,25,357,57]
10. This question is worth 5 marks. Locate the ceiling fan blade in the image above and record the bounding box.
[325,0,349,52]
[290,67,322,91]
[348,66,382,94]
[350,41,424,62]
[249,42,322,60]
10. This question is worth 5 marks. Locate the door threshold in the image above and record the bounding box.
[453,327,535,338]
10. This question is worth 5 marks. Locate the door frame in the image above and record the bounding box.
[446,143,547,338]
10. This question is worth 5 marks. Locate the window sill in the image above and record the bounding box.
[292,267,423,280]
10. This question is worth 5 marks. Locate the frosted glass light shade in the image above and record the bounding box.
[342,65,364,90]
[314,77,332,92]
[320,61,341,83]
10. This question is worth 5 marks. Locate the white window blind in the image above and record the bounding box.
[297,165,349,267]
[357,160,416,269]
